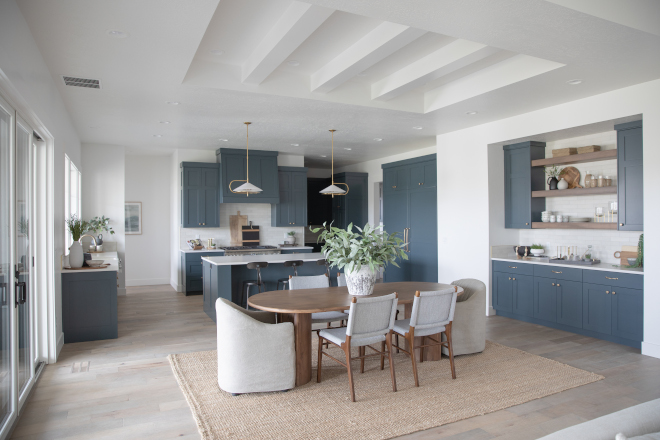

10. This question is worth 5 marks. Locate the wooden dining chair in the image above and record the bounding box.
[391,287,458,386]
[317,293,399,402]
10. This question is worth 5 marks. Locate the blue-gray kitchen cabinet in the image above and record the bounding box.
[381,190,409,282]
[182,251,225,296]
[512,274,534,317]
[216,148,280,204]
[493,272,513,312]
[272,167,307,227]
[181,162,220,228]
[331,172,368,230]
[503,141,546,229]
[556,280,583,329]
[534,277,557,322]
[280,248,313,254]
[615,120,643,231]
[582,283,613,335]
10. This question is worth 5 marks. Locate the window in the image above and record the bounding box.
[64,154,81,248]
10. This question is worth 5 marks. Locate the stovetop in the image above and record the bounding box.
[220,245,278,251]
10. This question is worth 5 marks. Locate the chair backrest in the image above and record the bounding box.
[346,293,398,339]
[451,278,486,303]
[288,274,329,290]
[337,272,346,287]
[410,288,458,330]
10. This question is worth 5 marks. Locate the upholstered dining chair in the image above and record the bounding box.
[317,293,399,402]
[215,298,295,395]
[442,279,487,356]
[392,287,458,386]
[289,274,348,327]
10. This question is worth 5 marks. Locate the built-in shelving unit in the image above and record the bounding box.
[531,149,617,167]
[532,186,617,198]
[531,222,617,230]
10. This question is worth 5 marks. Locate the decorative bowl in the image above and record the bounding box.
[627,258,638,266]
[86,260,105,267]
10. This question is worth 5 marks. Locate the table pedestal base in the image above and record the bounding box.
[281,313,312,386]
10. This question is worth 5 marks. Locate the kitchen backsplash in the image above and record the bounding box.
[520,130,641,265]
[179,203,306,249]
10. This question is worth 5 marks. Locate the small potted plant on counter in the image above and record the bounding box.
[530,244,545,256]
[284,230,296,245]
[66,215,90,268]
[310,222,407,296]
[88,215,115,251]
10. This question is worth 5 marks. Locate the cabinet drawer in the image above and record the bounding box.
[583,270,643,289]
[533,265,582,282]
[492,260,534,276]
[187,262,203,277]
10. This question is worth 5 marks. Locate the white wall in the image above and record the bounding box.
[81,144,126,294]
[0,0,82,359]
[125,155,171,286]
[437,78,660,359]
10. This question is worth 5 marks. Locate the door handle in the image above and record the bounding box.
[407,228,410,253]
[15,281,26,307]
[605,277,618,280]
[551,270,562,274]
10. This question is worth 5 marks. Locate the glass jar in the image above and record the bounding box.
[590,173,598,187]
[597,175,604,187]
[605,175,612,186]
[584,170,592,188]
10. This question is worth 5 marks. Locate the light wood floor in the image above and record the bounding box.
[10,285,660,439]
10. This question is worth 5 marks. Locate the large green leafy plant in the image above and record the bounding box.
[310,222,407,273]
[66,215,90,242]
[88,215,115,235]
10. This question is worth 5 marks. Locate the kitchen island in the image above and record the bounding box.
[202,252,338,321]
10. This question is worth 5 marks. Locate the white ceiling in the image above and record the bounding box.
[16,0,660,167]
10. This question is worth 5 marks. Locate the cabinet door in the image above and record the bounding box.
[182,167,202,227]
[410,164,424,188]
[617,125,643,231]
[611,287,643,341]
[292,172,307,226]
[396,167,409,191]
[408,188,437,283]
[556,280,582,328]
[383,169,398,192]
[273,172,291,227]
[382,191,408,282]
[203,261,212,315]
[257,156,280,200]
[423,161,437,187]
[504,147,532,229]
[493,272,513,312]
[202,168,219,227]
[512,274,533,317]
[534,277,557,322]
[583,283,612,335]
[223,155,246,197]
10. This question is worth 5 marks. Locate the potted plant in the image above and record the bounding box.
[310,222,407,296]
[285,230,296,245]
[628,234,644,268]
[545,165,562,190]
[66,215,90,268]
[530,244,545,256]
[88,215,115,250]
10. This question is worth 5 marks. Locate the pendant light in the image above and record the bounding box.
[229,122,263,196]
[320,129,349,197]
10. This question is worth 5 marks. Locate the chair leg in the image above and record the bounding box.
[380,341,385,370]
[243,284,249,310]
[317,334,324,383]
[385,332,397,392]
[395,333,399,353]
[445,323,456,379]
[360,346,365,373]
[419,336,425,363]
[407,333,419,387]
[344,345,356,402]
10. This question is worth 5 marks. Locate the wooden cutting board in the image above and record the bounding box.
[559,166,582,188]
[229,211,248,246]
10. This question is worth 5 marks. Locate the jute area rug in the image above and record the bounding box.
[168,340,602,440]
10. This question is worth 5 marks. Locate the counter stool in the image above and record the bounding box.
[277,260,304,290]
[317,259,330,278]
[242,261,268,309]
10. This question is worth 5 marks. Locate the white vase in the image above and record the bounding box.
[345,265,378,296]
[557,178,569,190]
[68,241,84,268]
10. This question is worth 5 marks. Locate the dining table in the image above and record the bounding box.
[248,281,464,386]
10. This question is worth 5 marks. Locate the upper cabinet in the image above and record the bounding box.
[272,167,308,227]
[181,162,220,228]
[331,172,368,229]
[504,141,546,229]
[216,148,280,204]
[615,120,643,231]
[384,154,437,193]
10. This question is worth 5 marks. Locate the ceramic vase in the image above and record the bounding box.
[547,176,558,190]
[557,178,569,190]
[68,241,84,268]
[345,265,378,296]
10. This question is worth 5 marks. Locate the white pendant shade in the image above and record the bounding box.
[233,181,263,194]
[320,184,346,195]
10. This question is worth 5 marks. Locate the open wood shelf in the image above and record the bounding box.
[532,222,617,230]
[531,149,617,167]
[532,186,617,198]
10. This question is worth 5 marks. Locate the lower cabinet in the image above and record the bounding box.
[512,274,534,317]
[280,248,313,254]
[583,283,643,341]
[182,251,225,296]
[556,281,583,328]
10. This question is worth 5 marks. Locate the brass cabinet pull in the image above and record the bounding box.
[552,283,555,286]
[508,277,512,280]
[606,291,610,294]
[557,284,561,287]
[612,291,616,295]
[620,223,624,226]
[512,278,516,281]
[605,276,618,280]
[393,186,396,188]
[526,222,529,225]
[552,270,562,273]
[509,266,517,269]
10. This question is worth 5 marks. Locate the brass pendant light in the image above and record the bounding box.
[229,122,263,196]
[320,129,349,197]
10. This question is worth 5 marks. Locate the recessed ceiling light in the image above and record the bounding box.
[373,138,383,141]
[153,134,162,138]
[210,49,225,55]
[219,138,228,142]
[321,155,327,157]
[466,111,478,115]
[291,143,299,147]
[159,121,170,124]
[412,126,423,130]
[357,72,367,77]
[566,79,583,85]
[166,101,179,105]
[107,30,128,38]
[344,148,352,150]
[287,60,300,66]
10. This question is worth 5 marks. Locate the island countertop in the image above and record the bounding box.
[62,251,119,274]
[203,252,325,266]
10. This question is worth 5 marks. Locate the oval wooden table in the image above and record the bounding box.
[248,281,464,386]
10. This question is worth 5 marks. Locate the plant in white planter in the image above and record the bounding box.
[310,222,407,296]
[66,215,90,268]
[530,243,545,256]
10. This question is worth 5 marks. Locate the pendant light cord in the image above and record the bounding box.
[245,122,251,183]
[330,129,336,185]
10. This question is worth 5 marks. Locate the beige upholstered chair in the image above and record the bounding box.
[289,274,348,326]
[317,293,399,402]
[215,298,295,395]
[441,279,487,356]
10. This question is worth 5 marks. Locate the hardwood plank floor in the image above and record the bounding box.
[11,285,660,439]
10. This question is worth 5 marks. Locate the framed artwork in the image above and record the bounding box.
[125,202,142,235]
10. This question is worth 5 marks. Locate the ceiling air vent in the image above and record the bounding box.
[62,76,101,89]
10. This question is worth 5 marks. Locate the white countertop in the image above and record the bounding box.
[180,245,314,253]
[203,252,326,266]
[491,256,643,275]
[62,251,119,274]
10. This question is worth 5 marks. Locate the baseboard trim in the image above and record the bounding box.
[171,280,183,292]
[118,288,127,296]
[126,278,170,287]
[488,307,497,316]
[56,332,64,358]
[642,341,660,359]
